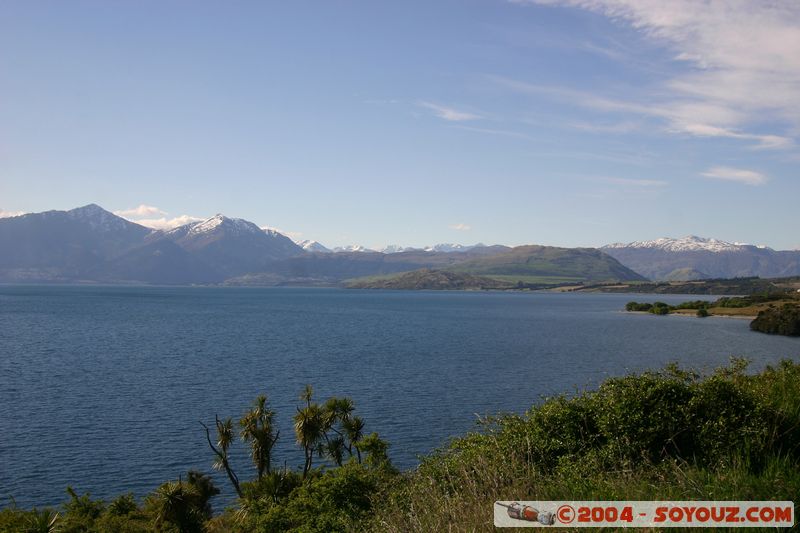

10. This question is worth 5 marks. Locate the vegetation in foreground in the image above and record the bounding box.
[3,360,800,532]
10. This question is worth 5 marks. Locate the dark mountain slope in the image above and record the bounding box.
[0,204,151,281]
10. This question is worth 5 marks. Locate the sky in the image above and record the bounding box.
[1,0,798,250]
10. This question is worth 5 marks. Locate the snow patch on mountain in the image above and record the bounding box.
[603,236,772,253]
[298,240,332,253]
[66,204,139,232]
[380,244,414,254]
[379,243,488,254]
[188,214,261,235]
[332,245,376,253]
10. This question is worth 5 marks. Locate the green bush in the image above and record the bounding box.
[369,360,800,532]
[675,300,711,310]
[238,462,391,533]
[751,304,800,336]
[625,301,652,312]
[650,302,671,315]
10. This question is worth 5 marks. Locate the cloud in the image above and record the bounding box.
[449,223,472,231]
[506,1,800,148]
[262,226,303,240]
[0,209,25,218]
[134,215,204,230]
[490,75,794,149]
[701,166,767,186]
[114,204,204,230]
[114,204,167,218]
[419,102,482,121]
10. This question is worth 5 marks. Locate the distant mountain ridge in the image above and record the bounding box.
[604,235,767,253]
[603,236,800,280]
[0,205,303,283]
[0,204,151,281]
[1,204,737,286]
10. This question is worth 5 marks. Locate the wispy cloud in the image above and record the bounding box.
[262,226,303,240]
[135,215,204,230]
[449,223,472,231]
[504,1,800,149]
[419,102,482,122]
[114,204,166,218]
[701,166,767,186]
[115,205,203,230]
[0,209,25,218]
[490,75,794,149]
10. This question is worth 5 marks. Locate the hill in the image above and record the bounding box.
[344,269,513,290]
[343,245,645,289]
[449,245,646,283]
[234,246,513,286]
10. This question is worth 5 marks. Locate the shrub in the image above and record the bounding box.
[368,360,800,532]
[750,304,800,336]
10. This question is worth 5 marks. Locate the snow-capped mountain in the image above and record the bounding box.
[298,240,332,253]
[160,214,303,277]
[0,204,152,281]
[603,235,770,254]
[332,245,376,253]
[424,243,486,253]
[66,203,149,234]
[184,213,262,235]
[379,243,489,254]
[603,236,799,281]
[380,244,416,254]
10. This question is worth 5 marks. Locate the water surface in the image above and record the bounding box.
[1,286,798,507]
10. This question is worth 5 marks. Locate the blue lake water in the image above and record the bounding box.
[1,286,799,508]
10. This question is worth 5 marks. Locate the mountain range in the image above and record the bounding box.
[2,205,797,285]
[0,204,644,285]
[602,236,800,280]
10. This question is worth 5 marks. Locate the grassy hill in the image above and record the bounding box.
[345,269,513,290]
[344,246,646,289]
[448,245,646,283]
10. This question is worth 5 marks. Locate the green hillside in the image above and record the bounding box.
[449,245,646,282]
[345,269,513,290]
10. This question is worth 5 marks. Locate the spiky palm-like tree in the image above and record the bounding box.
[342,415,366,463]
[239,394,279,479]
[294,386,326,478]
[201,415,242,498]
[24,509,59,533]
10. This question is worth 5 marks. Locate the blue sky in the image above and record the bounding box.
[1,1,798,249]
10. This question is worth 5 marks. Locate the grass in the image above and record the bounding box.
[484,274,585,285]
[671,304,769,318]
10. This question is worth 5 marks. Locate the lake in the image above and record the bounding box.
[1,286,798,508]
